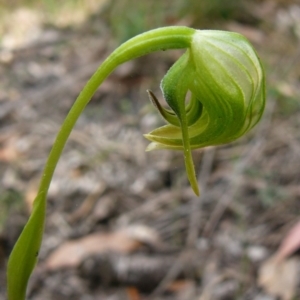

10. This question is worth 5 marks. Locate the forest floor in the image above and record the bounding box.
[1,1,300,299]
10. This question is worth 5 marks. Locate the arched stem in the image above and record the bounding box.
[7,26,195,300]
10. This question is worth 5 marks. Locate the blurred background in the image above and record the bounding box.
[0,0,300,299]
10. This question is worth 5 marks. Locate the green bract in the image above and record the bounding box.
[7,27,265,300]
[145,30,265,195]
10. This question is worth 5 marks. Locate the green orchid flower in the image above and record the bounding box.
[7,27,265,300]
[145,30,265,195]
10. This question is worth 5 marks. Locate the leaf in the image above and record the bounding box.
[258,221,300,300]
[275,221,300,262]
[7,194,46,300]
[0,136,20,162]
[126,287,141,300]
[45,230,143,270]
[24,179,40,212]
[258,256,299,300]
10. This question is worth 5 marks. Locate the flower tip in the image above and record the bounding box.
[144,139,157,151]
[192,184,200,197]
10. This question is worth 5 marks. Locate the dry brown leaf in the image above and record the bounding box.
[275,221,300,262]
[165,280,196,300]
[126,287,141,300]
[0,137,20,162]
[24,179,40,212]
[167,279,195,293]
[45,231,142,271]
[121,224,162,247]
[258,256,299,300]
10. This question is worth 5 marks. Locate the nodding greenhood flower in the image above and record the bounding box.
[144,30,265,195]
[7,28,265,300]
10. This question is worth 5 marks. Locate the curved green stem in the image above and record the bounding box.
[39,26,195,197]
[7,26,195,300]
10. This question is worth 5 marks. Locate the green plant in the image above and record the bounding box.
[6,26,265,299]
